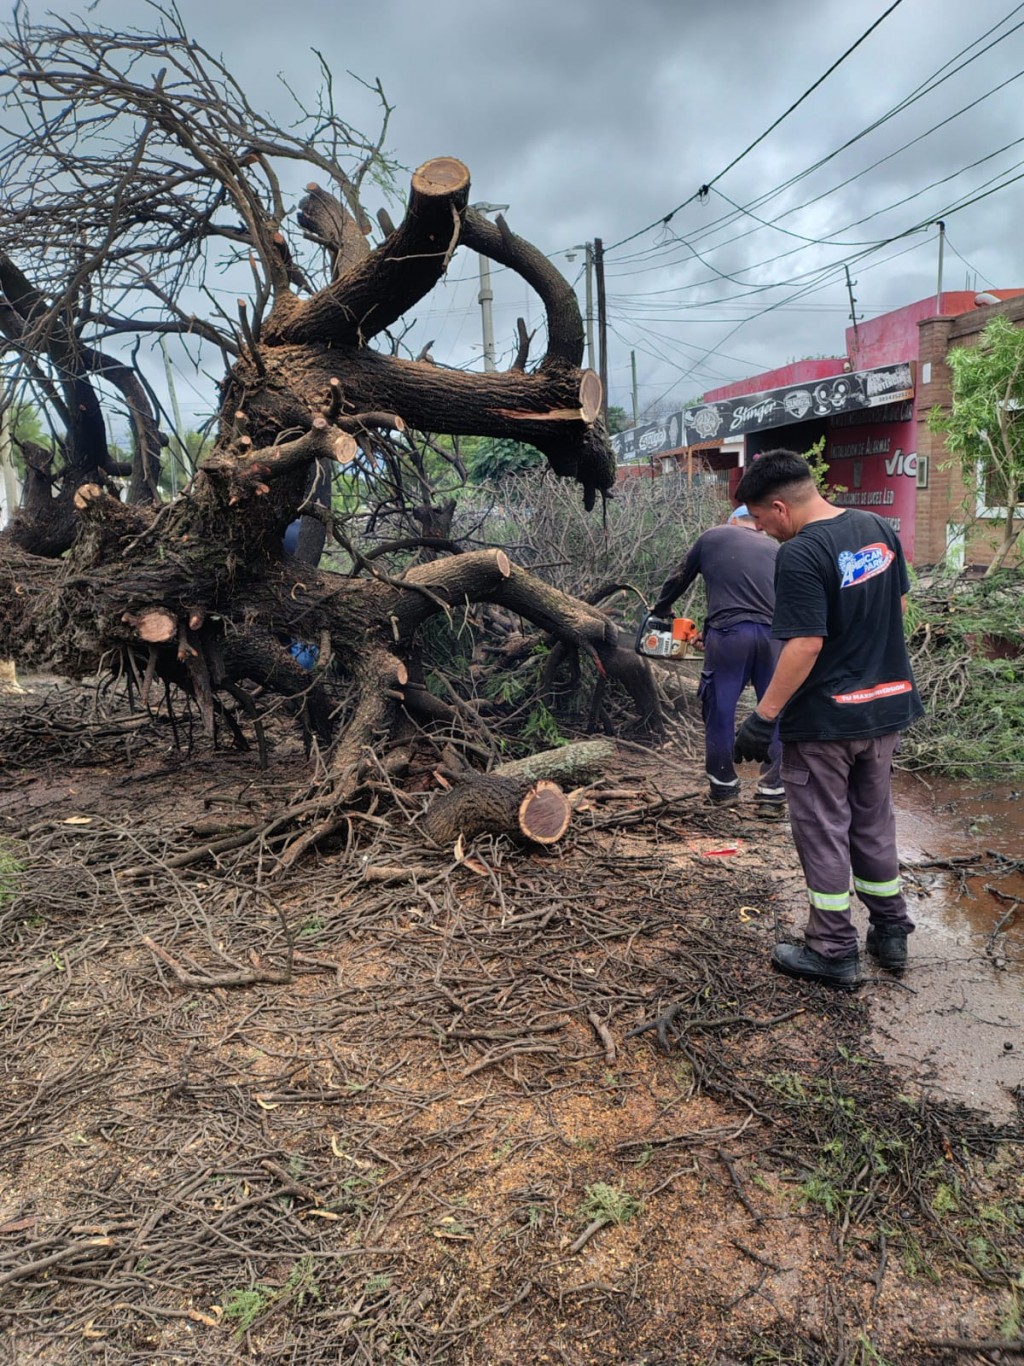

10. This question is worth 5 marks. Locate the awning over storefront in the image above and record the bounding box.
[609,413,683,464]
[682,362,915,447]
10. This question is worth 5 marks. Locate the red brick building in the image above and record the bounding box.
[617,290,1024,568]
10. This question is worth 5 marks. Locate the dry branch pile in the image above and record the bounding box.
[0,710,1021,1363]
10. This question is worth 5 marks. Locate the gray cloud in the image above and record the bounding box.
[62,0,1024,412]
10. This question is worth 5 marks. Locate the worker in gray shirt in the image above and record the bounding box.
[650,507,784,815]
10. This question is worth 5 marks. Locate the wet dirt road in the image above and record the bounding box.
[870,774,1024,1121]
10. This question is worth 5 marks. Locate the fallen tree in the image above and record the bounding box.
[0,15,664,852]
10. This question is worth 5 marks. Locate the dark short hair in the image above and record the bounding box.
[735,449,815,505]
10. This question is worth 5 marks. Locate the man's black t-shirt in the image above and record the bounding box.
[772,509,923,742]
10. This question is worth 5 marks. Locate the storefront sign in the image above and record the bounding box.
[611,412,684,464]
[683,363,915,446]
[825,418,917,560]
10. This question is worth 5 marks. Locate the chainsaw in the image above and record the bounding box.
[635,612,700,659]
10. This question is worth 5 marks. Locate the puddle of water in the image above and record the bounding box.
[868,774,1024,1122]
[894,773,1024,964]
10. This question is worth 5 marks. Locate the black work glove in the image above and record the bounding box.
[734,710,775,763]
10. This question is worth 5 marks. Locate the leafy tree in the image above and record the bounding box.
[467,436,542,482]
[930,315,1024,575]
[606,405,629,435]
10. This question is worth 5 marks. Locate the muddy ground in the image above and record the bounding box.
[0,682,1021,1366]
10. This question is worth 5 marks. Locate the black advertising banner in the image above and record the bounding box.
[610,412,684,464]
[682,363,915,447]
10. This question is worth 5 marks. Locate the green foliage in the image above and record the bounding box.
[521,700,565,747]
[932,1181,960,1215]
[578,1181,642,1226]
[803,434,847,499]
[222,1286,269,1337]
[901,570,1024,778]
[221,1256,321,1340]
[0,843,24,909]
[606,405,629,435]
[466,436,542,482]
[930,314,1024,571]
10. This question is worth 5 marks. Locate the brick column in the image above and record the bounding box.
[916,316,966,567]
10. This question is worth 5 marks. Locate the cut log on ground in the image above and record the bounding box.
[492,738,615,784]
[421,774,571,848]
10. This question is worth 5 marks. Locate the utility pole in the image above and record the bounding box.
[583,243,595,374]
[568,243,596,371]
[844,265,861,357]
[594,236,608,422]
[630,350,639,426]
[472,202,509,371]
[935,220,945,316]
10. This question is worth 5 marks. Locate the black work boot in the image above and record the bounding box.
[771,942,862,987]
[866,926,908,972]
[709,786,740,809]
[755,800,787,821]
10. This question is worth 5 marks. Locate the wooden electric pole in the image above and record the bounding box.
[594,237,608,422]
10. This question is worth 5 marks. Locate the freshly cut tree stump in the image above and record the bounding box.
[517,780,571,845]
[421,773,571,848]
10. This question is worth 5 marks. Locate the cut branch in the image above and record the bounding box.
[276,157,471,347]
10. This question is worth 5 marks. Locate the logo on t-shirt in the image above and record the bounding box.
[833,680,913,705]
[838,542,895,588]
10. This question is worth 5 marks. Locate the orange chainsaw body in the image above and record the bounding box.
[638,617,699,659]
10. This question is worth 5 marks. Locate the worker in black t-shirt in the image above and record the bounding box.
[731,450,923,987]
[650,507,785,816]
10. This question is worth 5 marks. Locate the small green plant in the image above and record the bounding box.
[850,1332,896,1366]
[1000,1270,1024,1338]
[364,1272,391,1295]
[932,1181,960,1215]
[221,1257,320,1339]
[298,916,325,938]
[521,700,565,747]
[222,1286,271,1337]
[799,1173,857,1219]
[0,844,25,909]
[578,1181,642,1227]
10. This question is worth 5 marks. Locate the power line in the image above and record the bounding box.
[607,2,1024,266]
[637,233,935,412]
[605,133,1024,319]
[670,5,1024,254]
[942,231,993,289]
[705,0,906,192]
[604,0,907,253]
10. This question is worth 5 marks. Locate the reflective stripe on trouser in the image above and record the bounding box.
[781,733,914,959]
[699,623,782,795]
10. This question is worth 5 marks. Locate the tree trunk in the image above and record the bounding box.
[985,500,1020,576]
[420,774,570,847]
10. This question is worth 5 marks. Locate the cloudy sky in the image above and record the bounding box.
[66,0,1024,422]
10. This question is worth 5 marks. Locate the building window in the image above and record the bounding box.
[974,459,1016,519]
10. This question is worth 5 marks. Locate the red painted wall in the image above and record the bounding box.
[825,420,918,561]
[703,358,845,403]
[846,292,1024,369]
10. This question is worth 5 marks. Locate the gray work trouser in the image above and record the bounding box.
[781,733,915,959]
